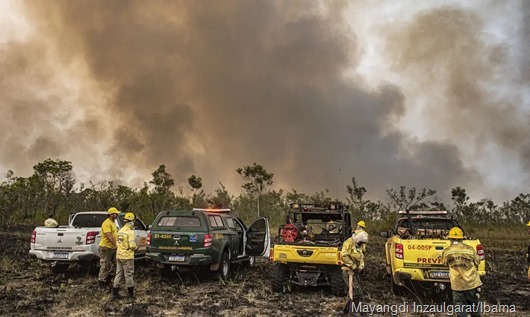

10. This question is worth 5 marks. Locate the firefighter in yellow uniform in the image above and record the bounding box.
[113,212,138,300]
[340,230,368,311]
[98,207,119,290]
[355,220,368,252]
[442,227,482,317]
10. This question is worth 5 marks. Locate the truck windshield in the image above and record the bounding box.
[157,216,201,227]
[72,214,107,228]
[396,217,460,238]
[397,218,458,230]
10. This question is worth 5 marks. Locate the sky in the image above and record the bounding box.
[0,0,528,203]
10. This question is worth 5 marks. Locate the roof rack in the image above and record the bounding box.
[289,202,348,212]
[193,208,231,213]
[398,210,448,215]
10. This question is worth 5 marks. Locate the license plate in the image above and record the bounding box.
[53,253,69,259]
[429,271,450,279]
[169,255,185,262]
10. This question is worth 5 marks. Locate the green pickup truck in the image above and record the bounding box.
[146,208,270,279]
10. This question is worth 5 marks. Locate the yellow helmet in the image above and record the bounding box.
[448,227,464,240]
[124,212,135,222]
[107,207,119,215]
[357,220,366,228]
[526,221,530,227]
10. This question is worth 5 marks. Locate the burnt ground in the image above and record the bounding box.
[1,228,530,317]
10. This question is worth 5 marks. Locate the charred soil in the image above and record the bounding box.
[2,230,530,316]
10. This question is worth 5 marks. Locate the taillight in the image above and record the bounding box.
[31,230,36,243]
[86,231,98,245]
[476,244,485,261]
[269,248,274,262]
[147,232,151,246]
[395,243,403,259]
[204,234,213,248]
[337,251,342,265]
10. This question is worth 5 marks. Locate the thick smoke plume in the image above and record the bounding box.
[0,1,527,201]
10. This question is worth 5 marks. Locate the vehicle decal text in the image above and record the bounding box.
[407,245,433,251]
[154,234,172,239]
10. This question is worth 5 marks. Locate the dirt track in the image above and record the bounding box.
[1,229,530,316]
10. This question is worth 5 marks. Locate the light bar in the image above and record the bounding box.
[193,208,231,213]
[398,210,448,215]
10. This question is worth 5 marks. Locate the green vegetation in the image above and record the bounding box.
[1,158,530,232]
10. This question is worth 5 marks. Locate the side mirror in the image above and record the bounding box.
[380,231,389,238]
[146,225,151,231]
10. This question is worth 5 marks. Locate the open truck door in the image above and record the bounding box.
[246,218,270,257]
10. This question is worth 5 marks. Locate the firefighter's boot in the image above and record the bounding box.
[127,287,135,300]
[112,287,123,300]
[351,297,365,317]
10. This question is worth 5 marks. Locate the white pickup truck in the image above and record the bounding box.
[29,211,150,273]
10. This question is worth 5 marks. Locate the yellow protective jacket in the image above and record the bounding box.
[340,236,364,271]
[116,222,137,260]
[442,242,482,291]
[99,218,117,249]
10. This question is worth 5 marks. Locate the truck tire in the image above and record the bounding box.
[215,251,231,280]
[330,267,346,296]
[272,263,288,293]
[160,264,173,278]
[390,275,407,296]
[80,261,99,276]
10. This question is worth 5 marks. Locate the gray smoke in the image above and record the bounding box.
[1,1,527,202]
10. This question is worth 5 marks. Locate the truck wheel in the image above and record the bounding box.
[80,261,99,275]
[272,263,288,293]
[330,267,346,297]
[215,251,231,280]
[390,275,407,296]
[160,264,173,278]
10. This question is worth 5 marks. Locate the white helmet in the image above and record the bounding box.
[354,231,368,245]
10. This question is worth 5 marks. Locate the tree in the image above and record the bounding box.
[209,182,232,209]
[149,165,175,218]
[188,175,203,193]
[385,186,436,211]
[450,186,478,222]
[32,158,76,217]
[188,175,204,206]
[236,163,274,217]
[346,177,368,213]
[308,189,333,205]
[285,189,309,204]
